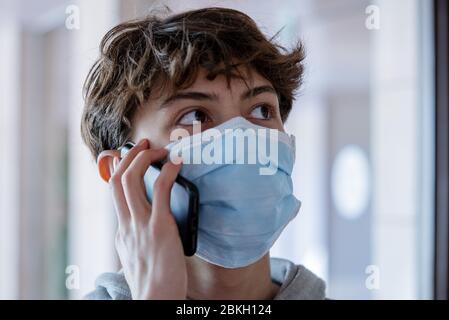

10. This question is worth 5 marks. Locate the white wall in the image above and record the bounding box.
[67,0,120,299]
[0,5,21,299]
[370,0,427,299]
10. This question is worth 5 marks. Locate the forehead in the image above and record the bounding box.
[152,65,274,103]
[187,65,271,92]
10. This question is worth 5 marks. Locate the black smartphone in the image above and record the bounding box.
[119,142,199,256]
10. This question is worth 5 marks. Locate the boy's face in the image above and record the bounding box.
[131,66,284,148]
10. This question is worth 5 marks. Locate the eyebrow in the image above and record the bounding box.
[159,91,219,109]
[159,85,277,109]
[241,85,277,100]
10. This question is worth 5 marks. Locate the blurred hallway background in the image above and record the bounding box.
[0,0,436,299]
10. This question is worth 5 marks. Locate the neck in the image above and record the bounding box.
[185,254,279,300]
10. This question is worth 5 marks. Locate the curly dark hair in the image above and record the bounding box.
[81,7,306,159]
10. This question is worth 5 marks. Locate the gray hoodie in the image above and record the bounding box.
[85,257,326,300]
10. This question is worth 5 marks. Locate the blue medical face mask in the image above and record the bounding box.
[165,116,301,268]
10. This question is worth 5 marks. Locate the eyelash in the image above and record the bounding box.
[174,107,212,126]
[174,103,277,126]
[249,103,276,120]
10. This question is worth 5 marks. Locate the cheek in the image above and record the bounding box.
[149,133,172,149]
[131,116,173,148]
[275,119,285,132]
[259,117,285,131]
[264,113,284,130]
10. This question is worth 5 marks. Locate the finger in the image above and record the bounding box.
[151,158,183,223]
[122,148,168,222]
[109,156,134,228]
[109,139,149,227]
[116,139,150,174]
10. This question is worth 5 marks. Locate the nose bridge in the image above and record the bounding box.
[219,110,241,124]
[216,94,244,125]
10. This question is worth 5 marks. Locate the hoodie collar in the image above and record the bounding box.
[88,257,326,300]
[270,257,326,300]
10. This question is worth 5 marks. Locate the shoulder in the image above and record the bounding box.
[84,271,132,300]
[270,257,327,300]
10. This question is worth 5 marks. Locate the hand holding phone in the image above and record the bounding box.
[120,142,199,256]
[110,139,194,299]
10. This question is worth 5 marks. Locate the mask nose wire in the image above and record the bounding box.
[213,115,248,128]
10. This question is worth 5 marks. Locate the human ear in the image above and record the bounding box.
[97,150,121,182]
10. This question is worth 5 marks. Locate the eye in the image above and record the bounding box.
[250,104,272,120]
[177,109,210,126]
